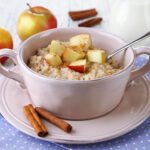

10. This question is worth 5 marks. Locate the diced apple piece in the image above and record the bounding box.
[70,34,92,50]
[68,59,86,73]
[87,50,107,64]
[63,48,85,63]
[80,51,85,59]
[45,53,62,66]
[69,45,83,52]
[49,40,66,56]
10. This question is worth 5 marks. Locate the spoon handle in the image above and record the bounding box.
[108,31,150,60]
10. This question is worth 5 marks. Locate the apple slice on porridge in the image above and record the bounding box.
[28,34,120,80]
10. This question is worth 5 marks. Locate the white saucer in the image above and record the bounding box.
[0,72,150,144]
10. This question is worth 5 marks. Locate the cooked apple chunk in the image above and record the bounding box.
[49,40,66,56]
[70,34,92,50]
[68,59,86,73]
[45,53,62,66]
[87,50,107,64]
[63,48,85,63]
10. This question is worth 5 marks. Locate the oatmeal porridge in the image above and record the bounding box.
[28,34,120,80]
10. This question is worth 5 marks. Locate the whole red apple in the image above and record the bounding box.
[17,3,57,41]
[0,28,13,63]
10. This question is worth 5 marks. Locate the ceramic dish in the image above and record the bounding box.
[0,28,150,120]
[0,68,150,144]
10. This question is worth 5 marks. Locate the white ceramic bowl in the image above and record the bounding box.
[1,28,150,120]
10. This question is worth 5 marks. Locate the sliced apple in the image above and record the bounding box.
[87,50,107,64]
[49,40,66,56]
[68,59,86,73]
[63,48,85,63]
[45,53,62,66]
[70,34,92,50]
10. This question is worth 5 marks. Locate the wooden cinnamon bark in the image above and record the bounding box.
[69,8,97,20]
[23,104,48,137]
[35,107,72,133]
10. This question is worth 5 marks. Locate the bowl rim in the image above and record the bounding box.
[18,27,135,84]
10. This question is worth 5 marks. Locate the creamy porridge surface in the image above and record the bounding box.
[28,34,120,80]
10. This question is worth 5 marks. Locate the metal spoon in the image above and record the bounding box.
[107,31,150,60]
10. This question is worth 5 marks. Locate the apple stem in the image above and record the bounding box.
[26,3,34,13]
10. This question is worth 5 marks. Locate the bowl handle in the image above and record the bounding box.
[0,49,25,88]
[129,46,150,82]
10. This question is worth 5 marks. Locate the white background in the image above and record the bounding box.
[0,0,116,48]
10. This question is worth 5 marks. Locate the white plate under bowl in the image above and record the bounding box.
[0,72,150,144]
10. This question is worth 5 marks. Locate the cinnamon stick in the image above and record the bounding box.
[79,17,103,27]
[35,107,72,133]
[69,8,97,21]
[23,104,48,137]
